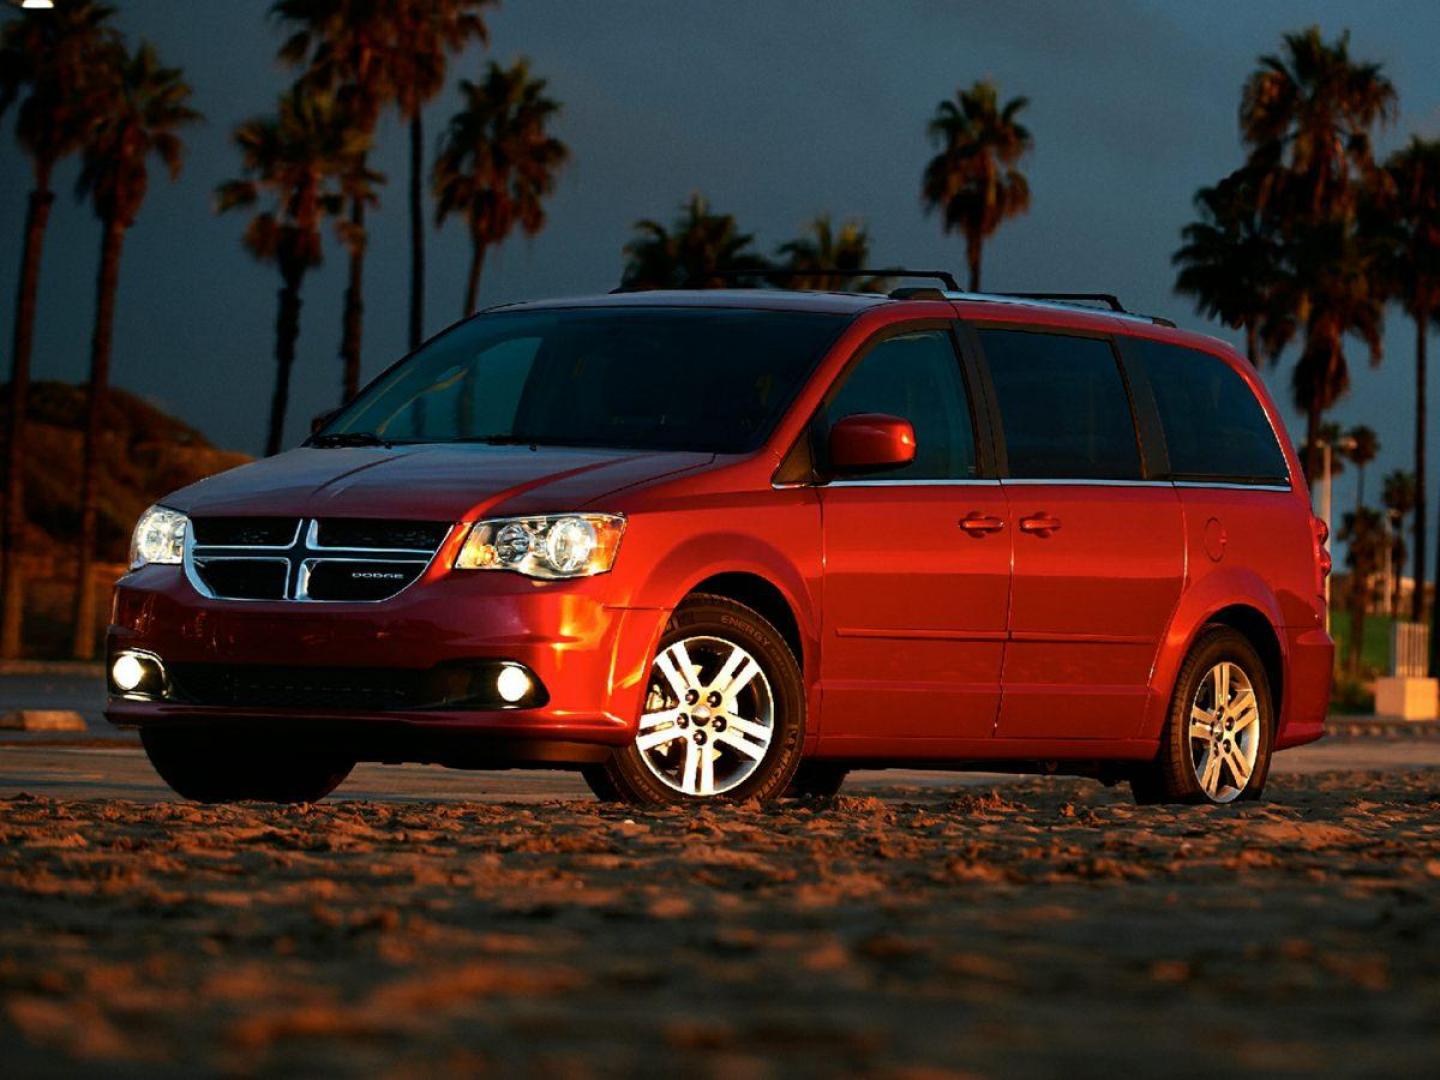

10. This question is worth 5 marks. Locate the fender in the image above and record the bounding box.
[619,530,822,748]
[640,532,819,649]
[1142,565,1289,741]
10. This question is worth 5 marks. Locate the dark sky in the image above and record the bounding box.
[3,0,1439,526]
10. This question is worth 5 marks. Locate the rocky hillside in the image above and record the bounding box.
[1,381,250,563]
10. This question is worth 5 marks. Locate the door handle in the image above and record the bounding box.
[959,513,1006,535]
[1019,513,1062,535]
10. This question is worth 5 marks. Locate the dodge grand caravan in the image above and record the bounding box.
[107,279,1334,806]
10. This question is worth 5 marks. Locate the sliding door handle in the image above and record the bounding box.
[959,513,1006,535]
[1019,513,1062,535]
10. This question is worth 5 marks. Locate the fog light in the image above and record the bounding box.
[112,653,146,693]
[496,665,532,704]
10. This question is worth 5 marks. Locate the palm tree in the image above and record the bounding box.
[1345,424,1379,511]
[622,194,769,289]
[1240,27,1396,221]
[1282,223,1385,487]
[1339,506,1386,674]
[775,214,888,292]
[922,79,1032,292]
[273,1,492,357]
[273,0,393,403]
[218,88,362,458]
[1172,168,1289,366]
[1383,469,1416,616]
[434,58,568,316]
[1373,137,1440,622]
[1240,27,1395,487]
[70,39,199,659]
[0,0,114,659]
[392,0,493,350]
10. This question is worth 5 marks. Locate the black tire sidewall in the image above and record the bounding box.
[1163,627,1274,804]
[606,595,805,805]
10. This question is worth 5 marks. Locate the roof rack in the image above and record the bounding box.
[955,290,1177,328]
[612,268,960,294]
[992,292,1125,312]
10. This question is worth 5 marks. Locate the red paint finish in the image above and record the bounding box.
[827,413,917,472]
[818,482,1011,742]
[997,484,1185,740]
[106,290,1332,776]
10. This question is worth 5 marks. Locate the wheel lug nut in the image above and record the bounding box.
[677,715,689,728]
[712,717,726,732]
[685,690,699,705]
[707,691,722,707]
[694,731,707,745]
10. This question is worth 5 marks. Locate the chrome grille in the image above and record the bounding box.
[186,517,450,602]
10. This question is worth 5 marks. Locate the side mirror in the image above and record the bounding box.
[311,408,341,435]
[827,413,917,475]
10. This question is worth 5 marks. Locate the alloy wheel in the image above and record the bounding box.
[1188,660,1260,803]
[636,635,775,797]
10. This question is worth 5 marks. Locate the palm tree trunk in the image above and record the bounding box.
[464,240,487,316]
[70,217,126,660]
[1304,398,1323,499]
[267,263,305,458]
[966,234,982,292]
[408,110,425,351]
[340,195,366,403]
[1244,320,1259,367]
[1,179,55,659]
[1414,310,1428,625]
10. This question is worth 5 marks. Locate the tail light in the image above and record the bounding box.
[1312,515,1332,596]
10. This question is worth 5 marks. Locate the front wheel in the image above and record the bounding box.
[141,729,354,804]
[585,594,805,805]
[1131,626,1273,806]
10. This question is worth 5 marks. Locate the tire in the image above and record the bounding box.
[1131,625,1274,806]
[141,728,354,804]
[785,761,849,798]
[592,593,805,806]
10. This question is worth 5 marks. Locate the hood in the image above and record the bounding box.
[162,444,715,522]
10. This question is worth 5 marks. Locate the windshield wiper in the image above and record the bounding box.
[449,434,541,446]
[308,431,394,448]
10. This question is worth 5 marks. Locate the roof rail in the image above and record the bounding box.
[612,268,961,293]
[990,292,1125,312]
[959,290,1177,328]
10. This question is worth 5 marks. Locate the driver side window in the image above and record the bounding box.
[824,328,977,480]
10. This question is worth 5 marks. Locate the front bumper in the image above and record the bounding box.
[105,565,669,762]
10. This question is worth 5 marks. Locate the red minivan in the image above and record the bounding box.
[106,280,1334,806]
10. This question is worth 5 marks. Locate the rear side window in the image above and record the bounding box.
[825,328,977,480]
[1134,340,1290,485]
[980,329,1142,480]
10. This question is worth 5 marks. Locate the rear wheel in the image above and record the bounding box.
[1131,626,1273,805]
[589,594,805,805]
[141,729,354,804]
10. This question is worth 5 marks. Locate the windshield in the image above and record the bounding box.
[319,306,849,453]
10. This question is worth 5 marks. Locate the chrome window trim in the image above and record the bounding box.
[827,478,1001,488]
[1174,480,1292,493]
[793,477,1294,492]
[1000,477,1171,488]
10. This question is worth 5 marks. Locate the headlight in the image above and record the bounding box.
[129,505,189,569]
[454,514,625,579]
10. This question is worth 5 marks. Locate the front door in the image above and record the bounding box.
[976,327,1185,740]
[817,325,1011,748]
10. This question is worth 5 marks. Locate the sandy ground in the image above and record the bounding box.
[2,748,1439,1076]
